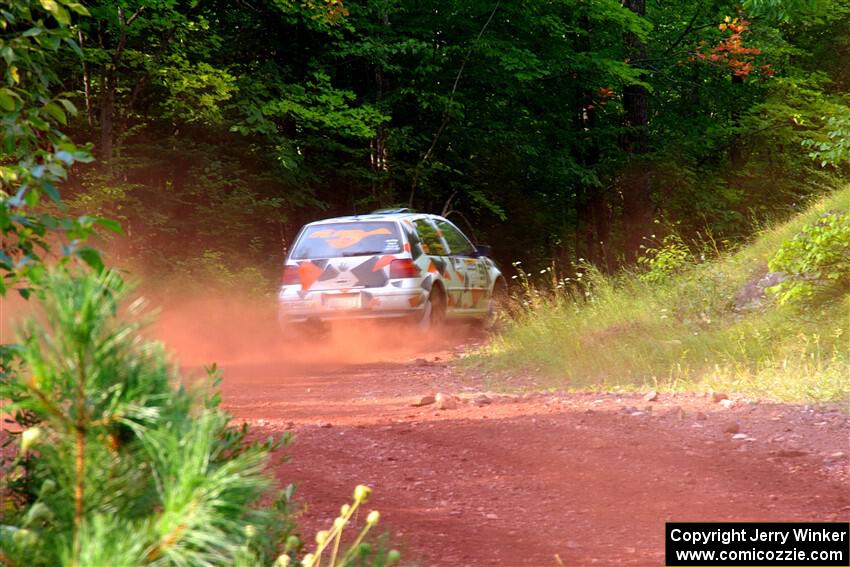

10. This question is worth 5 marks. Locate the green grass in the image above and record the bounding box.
[475,188,850,403]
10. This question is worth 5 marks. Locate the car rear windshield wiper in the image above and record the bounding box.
[341,250,391,256]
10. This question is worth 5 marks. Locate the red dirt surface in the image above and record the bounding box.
[5,289,850,566]
[151,299,850,567]
[4,288,847,566]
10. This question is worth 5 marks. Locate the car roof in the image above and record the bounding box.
[304,212,440,226]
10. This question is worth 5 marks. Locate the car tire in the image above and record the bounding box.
[481,278,508,331]
[418,287,446,333]
[278,316,301,343]
[278,311,316,343]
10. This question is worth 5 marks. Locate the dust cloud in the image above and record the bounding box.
[148,290,473,378]
[0,293,31,347]
[0,269,475,386]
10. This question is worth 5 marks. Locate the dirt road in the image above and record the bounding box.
[197,327,850,567]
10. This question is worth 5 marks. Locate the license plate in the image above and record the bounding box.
[324,293,361,310]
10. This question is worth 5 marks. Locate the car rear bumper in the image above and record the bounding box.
[278,287,427,324]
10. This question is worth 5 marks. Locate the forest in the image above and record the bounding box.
[35,0,850,281]
[0,1,849,566]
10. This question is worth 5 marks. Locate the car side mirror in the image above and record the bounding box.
[475,244,492,258]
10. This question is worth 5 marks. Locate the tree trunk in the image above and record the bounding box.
[372,59,391,202]
[575,13,610,269]
[99,65,114,167]
[590,189,611,270]
[729,74,745,168]
[622,0,652,262]
[98,6,138,173]
[78,30,93,127]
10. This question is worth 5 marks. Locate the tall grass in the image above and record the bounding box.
[477,189,850,403]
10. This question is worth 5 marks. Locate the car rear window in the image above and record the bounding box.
[290,221,402,259]
[413,219,447,255]
[435,220,476,256]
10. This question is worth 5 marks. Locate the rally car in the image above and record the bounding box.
[278,209,506,332]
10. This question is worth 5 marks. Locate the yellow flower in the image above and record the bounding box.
[366,510,380,526]
[353,485,372,503]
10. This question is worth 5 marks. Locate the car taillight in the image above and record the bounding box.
[389,258,420,278]
[282,265,300,285]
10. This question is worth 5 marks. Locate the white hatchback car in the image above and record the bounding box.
[278,209,505,332]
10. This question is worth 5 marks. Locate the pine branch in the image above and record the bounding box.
[71,347,88,567]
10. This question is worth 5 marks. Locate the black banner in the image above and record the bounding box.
[666,522,849,566]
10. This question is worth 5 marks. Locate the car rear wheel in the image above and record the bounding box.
[481,278,508,331]
[418,287,446,333]
[278,312,323,343]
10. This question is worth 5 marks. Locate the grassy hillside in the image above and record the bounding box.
[477,189,850,403]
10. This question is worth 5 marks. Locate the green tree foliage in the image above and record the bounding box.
[805,109,850,166]
[41,0,850,280]
[0,0,116,296]
[768,210,850,303]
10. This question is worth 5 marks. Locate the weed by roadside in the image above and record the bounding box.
[473,189,850,404]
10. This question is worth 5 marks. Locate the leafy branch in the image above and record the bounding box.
[408,0,502,207]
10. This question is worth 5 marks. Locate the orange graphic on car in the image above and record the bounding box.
[308,228,392,249]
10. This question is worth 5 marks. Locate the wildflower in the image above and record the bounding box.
[12,528,36,547]
[353,484,372,503]
[285,535,301,551]
[21,427,42,454]
[315,530,330,545]
[366,510,380,526]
